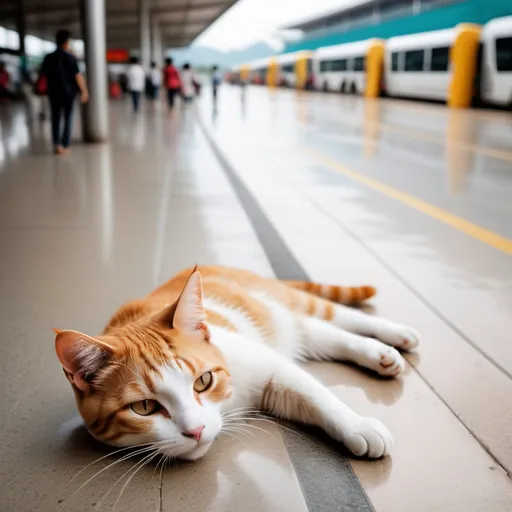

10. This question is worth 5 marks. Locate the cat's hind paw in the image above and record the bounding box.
[358,341,405,377]
[342,416,393,458]
[376,322,420,351]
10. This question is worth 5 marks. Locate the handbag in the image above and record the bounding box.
[33,74,47,96]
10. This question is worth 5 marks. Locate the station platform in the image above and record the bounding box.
[0,86,511,512]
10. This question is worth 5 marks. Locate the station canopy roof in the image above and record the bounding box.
[282,0,375,31]
[0,0,237,50]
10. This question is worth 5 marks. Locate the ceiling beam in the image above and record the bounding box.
[1,1,231,18]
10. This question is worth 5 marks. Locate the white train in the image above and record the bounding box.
[480,15,512,106]
[313,39,380,94]
[384,28,455,101]
[233,15,512,108]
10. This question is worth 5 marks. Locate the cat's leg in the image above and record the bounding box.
[299,316,404,377]
[307,296,420,350]
[259,357,392,458]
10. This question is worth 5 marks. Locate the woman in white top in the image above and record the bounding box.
[127,56,145,112]
[149,61,161,101]
[180,63,199,102]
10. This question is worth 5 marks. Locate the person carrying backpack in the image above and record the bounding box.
[40,29,89,154]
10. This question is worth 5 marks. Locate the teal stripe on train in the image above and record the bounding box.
[284,0,512,53]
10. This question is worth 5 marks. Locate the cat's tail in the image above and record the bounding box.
[284,281,376,305]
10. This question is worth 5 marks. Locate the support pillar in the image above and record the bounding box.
[16,0,26,56]
[139,0,151,70]
[80,0,109,142]
[151,21,163,66]
[16,0,30,92]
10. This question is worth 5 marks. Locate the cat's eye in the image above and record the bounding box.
[194,371,213,393]
[130,399,160,416]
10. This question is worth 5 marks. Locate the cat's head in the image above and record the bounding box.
[54,270,231,461]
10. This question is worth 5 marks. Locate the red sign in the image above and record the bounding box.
[106,49,129,63]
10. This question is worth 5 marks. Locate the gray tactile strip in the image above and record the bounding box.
[196,114,375,512]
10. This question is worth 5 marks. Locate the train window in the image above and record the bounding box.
[496,36,512,72]
[281,64,294,73]
[353,56,365,71]
[331,59,348,71]
[404,49,425,72]
[380,0,413,21]
[430,46,450,72]
[307,59,313,74]
[391,52,400,71]
[320,60,330,72]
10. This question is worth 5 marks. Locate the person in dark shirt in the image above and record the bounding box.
[41,29,89,154]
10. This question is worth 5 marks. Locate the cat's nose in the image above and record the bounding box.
[182,425,205,442]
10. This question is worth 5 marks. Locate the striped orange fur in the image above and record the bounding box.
[284,281,376,305]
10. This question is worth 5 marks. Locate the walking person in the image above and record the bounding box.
[211,65,221,105]
[180,63,196,103]
[127,56,145,113]
[0,61,12,102]
[149,61,161,101]
[40,29,89,154]
[163,57,181,109]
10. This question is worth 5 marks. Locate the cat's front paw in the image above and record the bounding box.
[342,416,392,458]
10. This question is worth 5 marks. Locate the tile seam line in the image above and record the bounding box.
[194,111,376,512]
[299,191,512,479]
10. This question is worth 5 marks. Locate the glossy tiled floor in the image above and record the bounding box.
[0,87,511,512]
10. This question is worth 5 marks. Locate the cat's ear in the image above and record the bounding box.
[54,329,115,392]
[155,268,209,339]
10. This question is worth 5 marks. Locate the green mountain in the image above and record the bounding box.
[167,42,275,69]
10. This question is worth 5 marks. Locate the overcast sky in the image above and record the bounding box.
[196,0,351,50]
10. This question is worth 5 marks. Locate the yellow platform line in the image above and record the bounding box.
[305,149,512,255]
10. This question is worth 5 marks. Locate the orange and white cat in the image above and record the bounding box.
[55,265,419,461]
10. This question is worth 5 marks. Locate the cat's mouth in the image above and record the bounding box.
[165,440,213,461]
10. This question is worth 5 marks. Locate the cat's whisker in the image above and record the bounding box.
[221,410,263,421]
[219,430,237,440]
[66,441,170,501]
[112,451,161,512]
[221,424,256,439]
[101,444,178,508]
[96,450,159,508]
[221,406,261,417]
[220,425,253,439]
[67,440,167,486]
[220,424,247,436]
[223,409,273,419]
[226,421,276,439]
[242,416,305,436]
[152,453,166,479]
[160,451,175,479]
[221,410,272,423]
[223,415,305,439]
